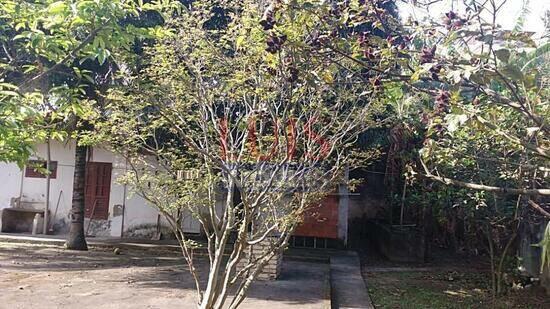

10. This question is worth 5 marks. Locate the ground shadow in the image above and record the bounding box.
[0,242,328,306]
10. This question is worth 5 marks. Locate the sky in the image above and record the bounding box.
[398,0,549,39]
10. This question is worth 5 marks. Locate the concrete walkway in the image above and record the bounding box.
[331,251,374,309]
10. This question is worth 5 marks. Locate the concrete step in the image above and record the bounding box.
[330,251,374,309]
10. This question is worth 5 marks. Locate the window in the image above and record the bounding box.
[25,160,58,179]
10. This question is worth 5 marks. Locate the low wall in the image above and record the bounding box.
[369,221,426,263]
[0,209,47,233]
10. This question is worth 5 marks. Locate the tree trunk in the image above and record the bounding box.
[66,143,88,250]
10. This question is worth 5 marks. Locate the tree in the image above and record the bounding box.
[90,1,385,307]
[0,0,177,248]
[333,0,550,296]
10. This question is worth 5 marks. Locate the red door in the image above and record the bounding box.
[84,162,112,220]
[294,195,339,239]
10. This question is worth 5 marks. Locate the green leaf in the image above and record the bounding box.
[494,49,510,63]
[82,73,94,83]
[446,114,469,133]
[236,36,245,49]
[0,90,20,97]
[501,64,524,81]
[97,48,106,65]
[410,70,421,82]
[47,1,67,14]
[15,22,26,31]
[13,32,30,41]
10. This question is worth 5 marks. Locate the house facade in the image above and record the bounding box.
[0,141,184,237]
[0,141,354,245]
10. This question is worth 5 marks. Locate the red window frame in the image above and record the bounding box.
[25,160,58,179]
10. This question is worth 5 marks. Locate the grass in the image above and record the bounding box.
[366,270,549,309]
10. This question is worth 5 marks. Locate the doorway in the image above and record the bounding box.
[84,162,112,220]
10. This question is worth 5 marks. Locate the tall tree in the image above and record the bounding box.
[0,0,178,249]
[92,0,387,307]
[66,144,88,249]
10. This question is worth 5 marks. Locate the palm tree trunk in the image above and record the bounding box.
[66,143,88,250]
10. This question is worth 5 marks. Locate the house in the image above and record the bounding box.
[0,141,356,246]
[0,141,184,237]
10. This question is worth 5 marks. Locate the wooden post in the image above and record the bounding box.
[44,136,51,234]
[85,199,98,236]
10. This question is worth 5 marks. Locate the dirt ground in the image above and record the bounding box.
[0,242,329,309]
[360,246,550,309]
[364,270,549,309]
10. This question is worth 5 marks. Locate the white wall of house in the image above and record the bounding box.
[0,141,76,227]
[0,160,24,211]
[0,141,195,237]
